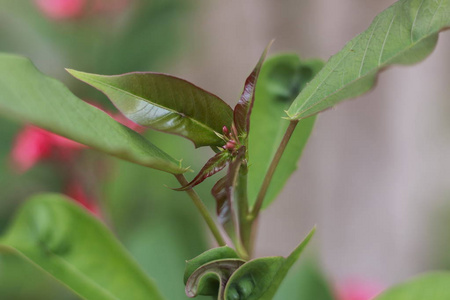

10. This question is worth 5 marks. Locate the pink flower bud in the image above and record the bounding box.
[222,126,229,135]
[225,140,236,150]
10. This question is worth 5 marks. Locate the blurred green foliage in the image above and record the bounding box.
[0,1,205,299]
[0,1,336,299]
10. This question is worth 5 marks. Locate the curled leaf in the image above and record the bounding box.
[67,69,233,148]
[185,259,246,299]
[233,41,273,143]
[174,151,230,191]
[184,247,243,298]
[223,227,315,300]
[184,246,241,283]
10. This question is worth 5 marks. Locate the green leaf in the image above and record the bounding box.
[374,272,450,300]
[287,0,450,120]
[0,194,165,300]
[233,41,273,144]
[0,252,78,299]
[0,53,185,174]
[248,54,323,208]
[186,259,246,298]
[184,247,243,298]
[184,246,241,283]
[223,227,315,300]
[67,69,233,148]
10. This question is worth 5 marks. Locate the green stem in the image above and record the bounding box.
[236,161,252,255]
[249,120,299,219]
[175,174,226,246]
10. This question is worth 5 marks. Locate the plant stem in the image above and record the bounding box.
[249,120,299,219]
[236,161,252,255]
[175,174,226,247]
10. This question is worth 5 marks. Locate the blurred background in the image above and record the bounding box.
[0,0,449,299]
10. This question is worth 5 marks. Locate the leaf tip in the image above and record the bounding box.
[66,68,89,82]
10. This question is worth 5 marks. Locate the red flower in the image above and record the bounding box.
[10,103,146,216]
[34,0,132,20]
[335,278,384,300]
[11,125,83,173]
[34,0,87,20]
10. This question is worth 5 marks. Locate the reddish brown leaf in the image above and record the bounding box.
[212,176,229,224]
[211,147,246,226]
[174,151,230,191]
[233,41,273,143]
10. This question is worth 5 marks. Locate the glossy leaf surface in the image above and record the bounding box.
[0,194,165,300]
[68,69,233,148]
[175,151,230,191]
[287,0,450,120]
[248,54,322,208]
[0,54,184,174]
[233,42,273,143]
[223,227,315,300]
[374,272,450,300]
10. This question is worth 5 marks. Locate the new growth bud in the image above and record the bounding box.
[225,140,237,151]
[222,126,229,135]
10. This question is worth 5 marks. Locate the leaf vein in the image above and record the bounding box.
[378,11,398,66]
[359,17,381,77]
[411,0,426,42]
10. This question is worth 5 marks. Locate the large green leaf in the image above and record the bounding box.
[287,0,450,120]
[0,194,165,300]
[0,253,78,300]
[67,69,233,148]
[0,54,185,174]
[374,272,450,300]
[248,54,323,208]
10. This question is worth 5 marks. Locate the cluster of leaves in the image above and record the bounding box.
[0,0,450,299]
